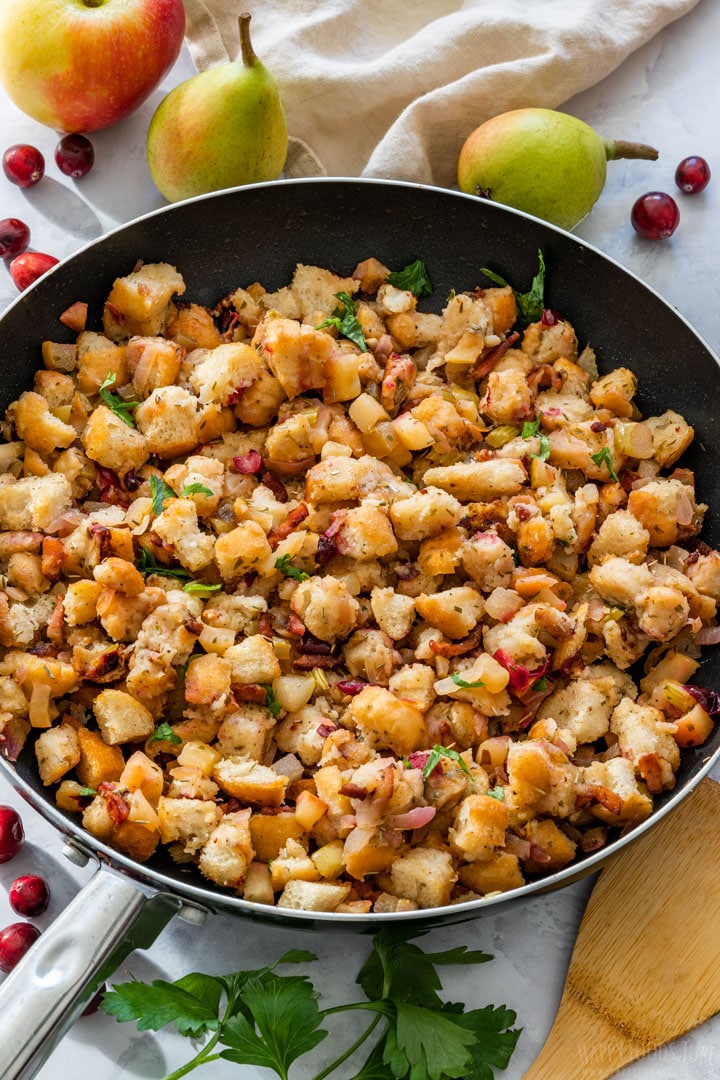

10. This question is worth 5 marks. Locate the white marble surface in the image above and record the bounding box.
[1,1,720,1077]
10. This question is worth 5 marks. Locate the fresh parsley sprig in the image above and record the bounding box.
[521,414,551,462]
[590,444,620,482]
[386,259,433,298]
[451,673,486,689]
[100,930,520,1080]
[150,475,214,516]
[422,744,473,780]
[99,371,139,428]
[275,554,310,582]
[135,545,192,582]
[316,291,368,352]
[148,721,181,746]
[479,249,546,327]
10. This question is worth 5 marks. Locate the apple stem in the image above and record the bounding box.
[238,13,257,67]
[605,140,659,161]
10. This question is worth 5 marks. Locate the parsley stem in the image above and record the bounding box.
[164,1047,221,1080]
[312,1010,383,1080]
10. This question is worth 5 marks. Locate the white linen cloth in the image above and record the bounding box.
[183,0,700,185]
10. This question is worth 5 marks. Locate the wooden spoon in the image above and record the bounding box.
[524,776,720,1080]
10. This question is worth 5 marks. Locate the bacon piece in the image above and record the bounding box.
[469,331,520,380]
[381,353,416,414]
[637,752,668,795]
[287,613,306,637]
[575,784,623,816]
[261,470,288,503]
[41,537,66,580]
[268,503,309,549]
[429,626,483,658]
[233,683,268,705]
[293,654,338,670]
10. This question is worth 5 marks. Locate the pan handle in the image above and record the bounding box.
[0,861,185,1080]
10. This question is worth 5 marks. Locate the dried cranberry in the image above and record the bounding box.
[232,450,263,474]
[541,308,562,326]
[300,635,332,655]
[315,535,337,565]
[336,680,368,696]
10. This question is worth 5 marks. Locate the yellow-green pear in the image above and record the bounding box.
[458,108,658,230]
[147,13,288,202]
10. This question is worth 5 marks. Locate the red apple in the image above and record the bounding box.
[0,0,186,133]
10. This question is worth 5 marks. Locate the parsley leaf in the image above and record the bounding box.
[451,673,485,689]
[263,683,281,718]
[148,721,181,746]
[487,786,505,802]
[182,482,214,498]
[532,675,548,691]
[183,581,222,596]
[98,371,138,428]
[521,414,550,461]
[77,786,97,797]
[480,249,546,327]
[100,976,220,1037]
[387,1001,477,1080]
[274,553,310,582]
[219,973,328,1074]
[450,1004,522,1078]
[590,444,620,482]
[316,291,368,352]
[422,744,472,781]
[149,474,176,516]
[136,545,192,581]
[386,259,433,297]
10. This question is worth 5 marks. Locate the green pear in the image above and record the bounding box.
[457,108,658,230]
[147,13,288,202]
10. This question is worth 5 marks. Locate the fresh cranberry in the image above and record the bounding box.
[9,875,50,918]
[675,155,711,194]
[9,251,59,291]
[0,922,40,973]
[54,133,95,179]
[0,805,24,863]
[0,218,30,260]
[630,192,680,240]
[2,144,45,188]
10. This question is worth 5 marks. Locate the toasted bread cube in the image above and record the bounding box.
[164,455,224,517]
[389,847,457,908]
[423,459,526,502]
[198,809,254,889]
[275,706,327,767]
[35,723,80,785]
[166,303,222,350]
[347,685,426,757]
[234,367,286,428]
[224,635,281,685]
[93,689,155,745]
[14,391,77,456]
[415,586,484,640]
[64,579,103,626]
[152,499,215,571]
[0,473,73,531]
[7,552,50,595]
[184,654,233,705]
[213,758,288,807]
[110,820,160,862]
[277,879,352,911]
[270,837,321,890]
[449,794,508,863]
[81,405,149,475]
[157,795,223,853]
[134,385,202,459]
[388,663,436,712]
[370,588,416,641]
[126,335,183,397]
[250,809,306,862]
[334,505,398,561]
[214,521,273,580]
[93,557,144,597]
[76,332,128,395]
[458,851,524,895]
[103,262,185,341]
[76,725,125,788]
[389,487,463,541]
[257,318,331,399]
[189,342,263,406]
[217,706,276,762]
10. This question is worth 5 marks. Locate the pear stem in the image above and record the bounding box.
[238,13,257,67]
[605,140,659,161]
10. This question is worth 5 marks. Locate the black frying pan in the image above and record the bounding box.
[1,179,719,1079]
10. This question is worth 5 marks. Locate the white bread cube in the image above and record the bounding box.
[224,635,281,685]
[0,473,73,531]
[189,342,262,405]
[214,521,273,580]
[158,796,223,853]
[389,847,457,908]
[13,391,77,456]
[81,405,149,474]
[198,809,254,889]
[216,706,276,760]
[35,723,80,785]
[76,332,128,395]
[213,757,288,807]
[134,385,202,459]
[152,498,215,571]
[277,879,352,911]
[103,262,186,341]
[93,689,155,744]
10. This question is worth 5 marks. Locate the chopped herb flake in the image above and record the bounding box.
[591,445,620,482]
[148,722,181,746]
[136,546,192,581]
[423,744,472,780]
[274,554,310,582]
[451,673,486,689]
[315,291,368,352]
[386,258,433,297]
[99,371,138,428]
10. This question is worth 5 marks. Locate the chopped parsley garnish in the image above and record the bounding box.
[183,582,222,596]
[521,414,550,461]
[423,744,472,780]
[274,554,310,582]
[149,474,176,516]
[386,258,433,297]
[77,786,97,797]
[148,721,181,746]
[487,786,506,801]
[591,445,620,482]
[480,249,546,326]
[316,291,368,352]
[101,929,520,1080]
[99,371,138,428]
[532,675,548,692]
[136,546,192,581]
[451,673,486,689]
[263,683,281,718]
[150,476,214,516]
